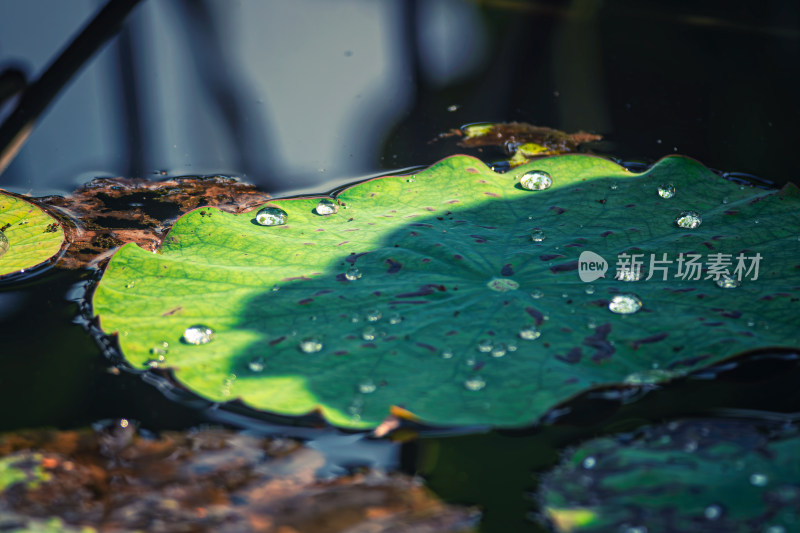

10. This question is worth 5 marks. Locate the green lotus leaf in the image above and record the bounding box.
[92,155,800,429]
[0,191,64,277]
[539,418,800,532]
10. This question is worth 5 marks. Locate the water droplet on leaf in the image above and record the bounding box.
[675,210,702,229]
[582,456,596,469]
[464,375,486,391]
[441,348,454,359]
[299,336,323,353]
[248,356,265,372]
[182,325,215,345]
[530,289,544,299]
[609,181,618,190]
[150,341,169,358]
[388,313,404,325]
[491,343,507,358]
[585,286,596,295]
[750,473,768,487]
[608,294,642,314]
[715,275,740,289]
[477,339,493,352]
[658,183,675,198]
[255,206,288,226]
[345,266,362,280]
[519,326,541,340]
[530,229,545,242]
[316,198,339,215]
[361,326,377,341]
[365,309,382,322]
[704,504,722,520]
[520,170,552,190]
[358,379,377,394]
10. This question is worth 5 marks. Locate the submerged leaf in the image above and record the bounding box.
[93,155,800,428]
[539,418,800,532]
[0,190,64,277]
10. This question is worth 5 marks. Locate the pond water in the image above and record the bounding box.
[1,1,799,531]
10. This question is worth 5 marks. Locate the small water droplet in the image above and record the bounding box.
[765,526,786,533]
[271,284,280,292]
[519,170,552,191]
[316,198,339,215]
[518,326,541,340]
[675,210,702,229]
[358,379,377,394]
[477,339,493,352]
[754,218,760,224]
[750,473,769,487]
[388,313,404,325]
[150,341,169,359]
[507,342,517,352]
[345,266,362,280]
[530,289,544,299]
[248,356,265,372]
[182,325,215,345]
[530,229,545,242]
[608,294,642,314]
[299,336,323,353]
[582,456,596,469]
[144,358,161,368]
[609,181,618,190]
[407,177,416,183]
[587,318,597,329]
[657,183,675,198]
[704,504,722,520]
[365,309,382,322]
[255,206,288,226]
[491,343,507,358]
[125,280,136,289]
[350,314,360,323]
[441,348,454,359]
[361,326,377,341]
[0,231,8,257]
[747,319,755,327]
[715,275,740,289]
[615,265,644,282]
[464,375,486,391]
[722,196,729,204]
[585,286,596,295]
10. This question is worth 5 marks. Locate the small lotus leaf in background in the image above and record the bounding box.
[0,191,64,277]
[539,418,800,532]
[92,155,800,429]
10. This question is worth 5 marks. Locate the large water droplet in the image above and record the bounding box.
[316,198,339,215]
[464,375,486,391]
[715,275,740,289]
[358,379,377,394]
[182,325,215,345]
[750,473,769,487]
[477,339,493,352]
[675,210,702,229]
[345,266,362,280]
[0,231,8,257]
[608,294,642,314]
[255,206,288,226]
[658,183,676,198]
[518,326,541,340]
[519,170,552,191]
[248,356,265,372]
[530,229,545,242]
[361,326,377,341]
[365,309,382,322]
[299,336,323,353]
[582,456,596,469]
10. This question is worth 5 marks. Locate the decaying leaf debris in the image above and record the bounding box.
[41,175,271,269]
[0,424,478,533]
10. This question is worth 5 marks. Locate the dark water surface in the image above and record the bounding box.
[1,1,799,531]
